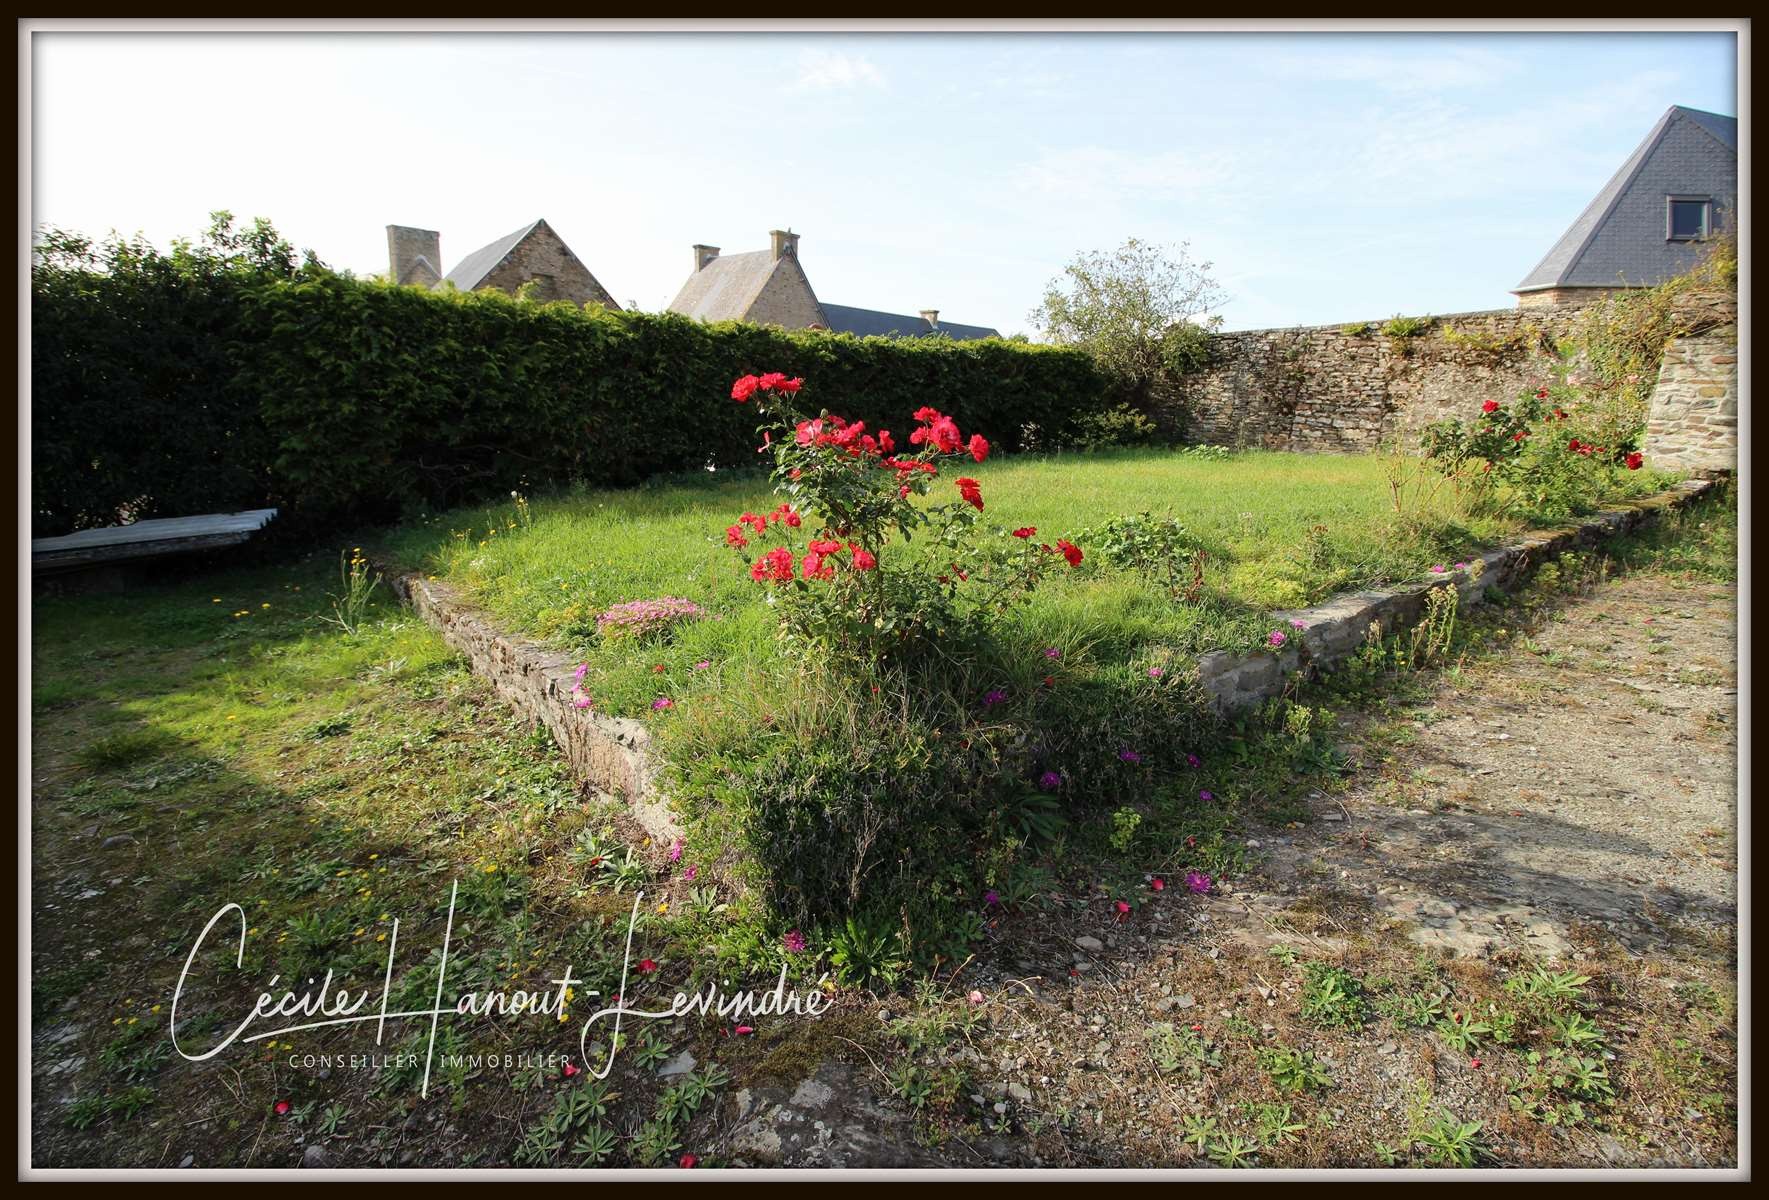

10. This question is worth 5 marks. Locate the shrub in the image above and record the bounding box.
[719,375,1086,664]
[1067,402,1162,449]
[31,218,1112,535]
[1381,314,1434,339]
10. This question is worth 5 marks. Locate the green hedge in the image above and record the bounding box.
[33,268,1113,535]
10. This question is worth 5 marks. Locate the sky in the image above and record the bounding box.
[30,29,1738,333]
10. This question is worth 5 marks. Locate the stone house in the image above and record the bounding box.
[385,219,619,309]
[667,229,999,339]
[1514,105,1736,307]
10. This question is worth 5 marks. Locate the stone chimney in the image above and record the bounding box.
[769,229,800,261]
[387,225,441,286]
[920,309,940,330]
[692,244,721,273]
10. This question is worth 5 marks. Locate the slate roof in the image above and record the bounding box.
[442,219,542,292]
[667,250,790,323]
[1515,105,1738,293]
[819,302,1000,341]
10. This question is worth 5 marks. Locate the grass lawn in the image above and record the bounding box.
[29,486,1737,1168]
[376,447,1673,721]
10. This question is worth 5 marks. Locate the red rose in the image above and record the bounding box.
[1482,400,1500,414]
[1012,527,1036,539]
[777,377,803,393]
[956,477,984,510]
[731,375,760,402]
[968,434,990,463]
[1567,439,1583,452]
[757,372,787,391]
[679,1154,699,1169]
[1626,451,1643,470]
[1056,539,1083,567]
[851,548,877,571]
[638,958,657,973]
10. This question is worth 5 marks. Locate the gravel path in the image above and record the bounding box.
[1224,563,1739,962]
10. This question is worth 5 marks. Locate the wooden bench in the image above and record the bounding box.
[32,508,280,576]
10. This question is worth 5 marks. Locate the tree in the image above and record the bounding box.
[1029,237,1225,398]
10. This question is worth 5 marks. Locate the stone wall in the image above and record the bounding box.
[1179,293,1739,455]
[1177,305,1589,452]
[1644,323,1739,471]
[386,572,677,841]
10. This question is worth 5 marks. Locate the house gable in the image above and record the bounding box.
[441,219,619,309]
[1515,106,1737,296]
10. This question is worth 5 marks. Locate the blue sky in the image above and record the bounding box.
[32,30,1737,332]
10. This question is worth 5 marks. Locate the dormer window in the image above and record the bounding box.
[1667,196,1713,241]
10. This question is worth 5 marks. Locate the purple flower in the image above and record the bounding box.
[1043,647,1062,660]
[693,660,712,671]
[573,662,589,683]
[1268,630,1287,648]
[1199,789,1214,802]
[1119,748,1143,764]
[572,694,592,710]
[1454,561,1470,571]
[1038,770,1063,792]
[651,697,674,711]
[1147,667,1164,680]
[983,890,999,907]
[1430,564,1447,574]
[1290,619,1307,631]
[1184,870,1213,895]
[1186,753,1202,769]
[668,839,683,863]
[983,689,1008,708]
[682,864,698,882]
[782,929,807,954]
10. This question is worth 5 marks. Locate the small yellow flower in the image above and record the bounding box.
[261,603,271,609]
[212,598,221,603]
[656,902,669,914]
[376,933,387,942]
[151,1004,161,1014]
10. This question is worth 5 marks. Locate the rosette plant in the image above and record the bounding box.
[724,372,1083,661]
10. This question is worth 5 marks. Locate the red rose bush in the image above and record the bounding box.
[724,373,1082,661]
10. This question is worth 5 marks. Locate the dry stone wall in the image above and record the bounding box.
[1644,324,1739,472]
[1176,305,1589,452]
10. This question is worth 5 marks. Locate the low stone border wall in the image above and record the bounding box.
[386,572,678,841]
[1196,477,1720,712]
[383,477,1717,834]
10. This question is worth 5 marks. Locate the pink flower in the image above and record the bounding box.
[1043,647,1062,660]
[693,660,711,670]
[733,1025,754,1036]
[1147,666,1164,679]
[563,1060,581,1078]
[1430,564,1447,574]
[783,929,807,953]
[668,839,683,862]
[683,865,698,882]
[651,697,673,710]
[1268,630,1287,647]
[274,1100,291,1116]
[1115,900,1132,919]
[1151,877,1165,892]
[1186,753,1201,769]
[1199,789,1214,802]
[680,1154,699,1169]
[1184,870,1212,894]
[968,989,985,1006]
[983,890,1000,907]
[1290,620,1306,631]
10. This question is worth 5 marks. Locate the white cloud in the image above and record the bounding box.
[789,50,885,92]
